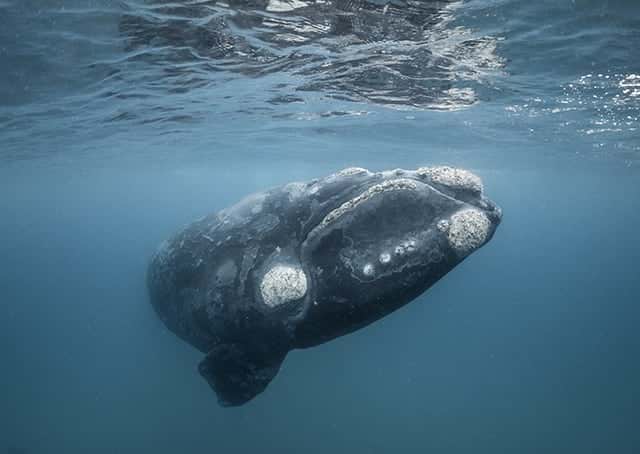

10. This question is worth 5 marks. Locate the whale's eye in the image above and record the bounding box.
[260,265,307,308]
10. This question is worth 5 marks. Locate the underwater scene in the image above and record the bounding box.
[1,0,639,452]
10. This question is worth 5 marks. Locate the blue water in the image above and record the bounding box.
[1,0,639,452]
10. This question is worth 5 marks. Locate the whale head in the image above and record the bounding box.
[294,166,501,346]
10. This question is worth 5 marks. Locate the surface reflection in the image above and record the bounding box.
[120,0,503,109]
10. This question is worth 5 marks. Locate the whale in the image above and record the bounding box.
[147,166,502,406]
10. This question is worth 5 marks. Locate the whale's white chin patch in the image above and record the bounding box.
[447,208,491,258]
[260,265,308,308]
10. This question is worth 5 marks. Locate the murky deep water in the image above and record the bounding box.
[1,0,639,453]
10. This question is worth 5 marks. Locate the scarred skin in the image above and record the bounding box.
[147,166,502,406]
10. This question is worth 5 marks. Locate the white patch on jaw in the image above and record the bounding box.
[337,167,370,177]
[394,239,417,256]
[447,208,491,258]
[260,265,307,308]
[362,263,375,277]
[417,166,484,195]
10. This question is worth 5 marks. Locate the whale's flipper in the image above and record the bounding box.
[198,342,287,406]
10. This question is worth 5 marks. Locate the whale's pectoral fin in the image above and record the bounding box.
[198,341,287,406]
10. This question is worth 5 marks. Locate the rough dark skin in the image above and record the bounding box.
[147,167,502,406]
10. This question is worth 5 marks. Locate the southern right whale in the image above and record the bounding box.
[148,166,502,406]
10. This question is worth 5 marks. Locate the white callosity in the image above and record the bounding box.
[320,178,418,227]
[379,252,391,264]
[337,167,371,177]
[417,166,484,195]
[447,208,491,258]
[394,239,417,256]
[260,265,308,308]
[362,263,375,277]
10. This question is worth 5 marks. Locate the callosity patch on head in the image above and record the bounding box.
[417,166,483,195]
[320,178,419,227]
[336,167,371,177]
[446,208,491,258]
[260,265,308,308]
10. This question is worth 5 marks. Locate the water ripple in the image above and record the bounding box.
[117,0,503,109]
[1,0,638,163]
